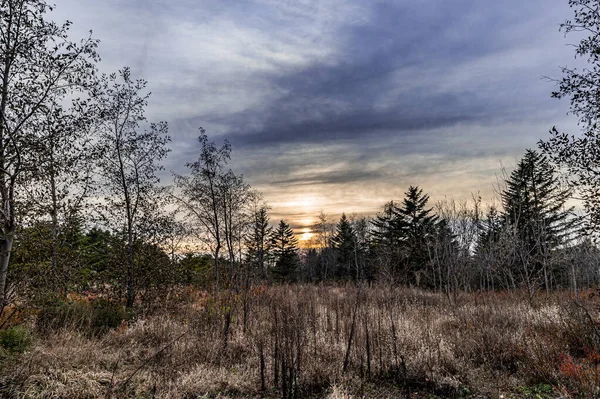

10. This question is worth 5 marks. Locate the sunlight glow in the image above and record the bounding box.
[285,196,319,210]
[299,227,314,242]
[299,218,314,227]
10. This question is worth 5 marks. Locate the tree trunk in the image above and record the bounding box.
[0,234,14,307]
[126,238,135,308]
[214,244,220,295]
[49,153,59,294]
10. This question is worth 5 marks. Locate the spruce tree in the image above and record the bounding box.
[246,205,273,279]
[398,186,438,283]
[502,150,580,254]
[371,186,438,284]
[271,220,300,282]
[372,201,402,247]
[330,213,357,279]
[501,149,582,288]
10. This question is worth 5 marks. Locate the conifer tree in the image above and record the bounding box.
[372,201,402,247]
[501,149,581,289]
[330,213,356,279]
[271,220,299,282]
[398,186,438,283]
[371,186,437,284]
[502,150,578,250]
[246,204,273,279]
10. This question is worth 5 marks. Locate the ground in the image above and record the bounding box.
[0,285,598,398]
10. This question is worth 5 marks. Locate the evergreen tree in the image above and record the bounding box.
[474,205,506,289]
[502,150,579,251]
[246,205,273,279]
[371,186,437,284]
[476,205,503,254]
[398,186,438,283]
[330,213,357,279]
[501,149,582,288]
[271,220,300,282]
[372,201,401,247]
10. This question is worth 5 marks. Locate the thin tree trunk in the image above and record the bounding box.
[259,342,266,392]
[343,296,359,372]
[0,14,13,313]
[213,245,220,295]
[126,234,135,308]
[0,235,14,307]
[49,148,60,295]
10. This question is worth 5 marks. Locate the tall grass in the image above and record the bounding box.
[1,285,598,398]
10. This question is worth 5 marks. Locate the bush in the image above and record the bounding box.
[90,300,125,334]
[0,325,32,354]
[36,299,88,334]
[36,298,125,336]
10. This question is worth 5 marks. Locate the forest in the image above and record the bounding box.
[2,0,600,398]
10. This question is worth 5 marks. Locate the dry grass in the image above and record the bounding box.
[1,285,599,398]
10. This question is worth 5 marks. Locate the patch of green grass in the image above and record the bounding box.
[515,383,554,398]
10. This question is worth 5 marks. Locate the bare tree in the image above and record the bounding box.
[174,129,231,294]
[541,0,600,236]
[92,68,170,308]
[159,213,190,285]
[309,211,335,280]
[219,169,251,272]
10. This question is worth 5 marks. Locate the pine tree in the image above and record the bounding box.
[399,186,438,243]
[372,201,402,247]
[502,150,580,253]
[398,186,438,283]
[330,213,357,279]
[476,206,503,252]
[246,205,273,279]
[371,186,438,284]
[500,149,582,289]
[474,205,504,290]
[271,220,300,282]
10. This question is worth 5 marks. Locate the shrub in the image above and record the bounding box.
[90,299,125,334]
[36,298,125,336]
[36,299,89,334]
[0,325,32,354]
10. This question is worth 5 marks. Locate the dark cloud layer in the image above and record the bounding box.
[54,0,581,229]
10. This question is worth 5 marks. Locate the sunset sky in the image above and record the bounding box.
[54,0,581,237]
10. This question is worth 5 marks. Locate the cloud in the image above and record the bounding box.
[53,0,581,226]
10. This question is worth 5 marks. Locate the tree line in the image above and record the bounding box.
[3,0,600,312]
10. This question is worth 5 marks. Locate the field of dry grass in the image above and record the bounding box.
[1,285,600,398]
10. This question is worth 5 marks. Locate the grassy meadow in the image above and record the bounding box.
[1,285,599,398]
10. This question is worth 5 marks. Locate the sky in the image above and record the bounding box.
[53,0,582,238]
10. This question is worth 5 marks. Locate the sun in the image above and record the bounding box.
[299,227,314,242]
